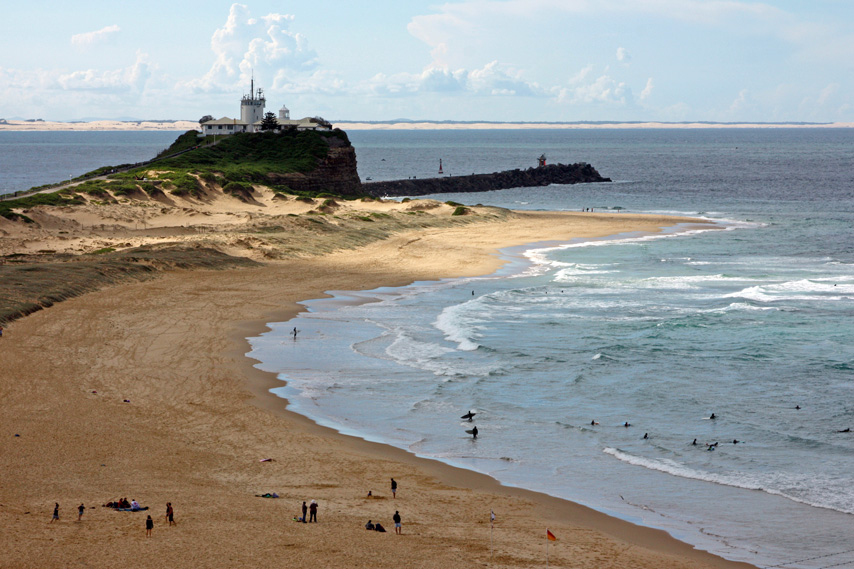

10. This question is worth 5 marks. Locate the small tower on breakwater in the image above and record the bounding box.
[438,158,444,174]
[240,76,266,132]
[537,154,547,167]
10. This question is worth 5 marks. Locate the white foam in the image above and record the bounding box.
[603,448,854,515]
[724,279,854,302]
[385,329,456,362]
[434,301,483,351]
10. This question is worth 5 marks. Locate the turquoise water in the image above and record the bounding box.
[248,129,854,568]
[3,128,852,567]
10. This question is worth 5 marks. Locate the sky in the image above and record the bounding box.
[2,0,853,123]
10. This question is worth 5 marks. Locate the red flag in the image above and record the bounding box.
[547,529,557,541]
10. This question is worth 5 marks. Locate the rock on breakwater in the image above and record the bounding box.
[362,162,611,197]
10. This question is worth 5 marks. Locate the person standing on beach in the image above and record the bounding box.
[391,478,397,499]
[393,510,402,535]
[309,500,318,523]
[165,502,175,526]
[50,503,59,523]
[145,514,154,537]
[78,503,85,521]
[301,501,307,523]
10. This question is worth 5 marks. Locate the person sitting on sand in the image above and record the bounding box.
[374,522,386,532]
[365,520,375,530]
[130,499,141,511]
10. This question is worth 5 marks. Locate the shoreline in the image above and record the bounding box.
[243,221,752,561]
[235,219,756,567]
[0,210,756,568]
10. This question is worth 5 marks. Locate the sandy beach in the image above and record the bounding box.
[0,204,757,568]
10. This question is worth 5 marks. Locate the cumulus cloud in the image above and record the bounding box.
[640,77,654,100]
[57,51,153,94]
[354,60,543,100]
[71,25,121,47]
[555,67,631,105]
[187,4,318,94]
[616,47,631,64]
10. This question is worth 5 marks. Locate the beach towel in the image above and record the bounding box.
[116,507,149,512]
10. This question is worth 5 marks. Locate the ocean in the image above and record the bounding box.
[248,128,854,568]
[0,131,181,195]
[3,128,853,568]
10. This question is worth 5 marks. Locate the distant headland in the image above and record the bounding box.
[1,118,851,132]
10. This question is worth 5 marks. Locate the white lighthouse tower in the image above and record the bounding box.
[240,76,266,132]
[279,104,290,121]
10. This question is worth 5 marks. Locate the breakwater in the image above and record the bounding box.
[362,162,610,197]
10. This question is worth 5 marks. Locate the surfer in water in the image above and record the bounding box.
[466,426,478,439]
[624,421,631,428]
[709,413,716,420]
[461,411,476,422]
[692,438,698,446]
[838,428,851,433]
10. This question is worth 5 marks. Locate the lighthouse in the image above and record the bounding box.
[240,76,266,132]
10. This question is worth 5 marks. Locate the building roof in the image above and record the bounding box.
[202,117,249,126]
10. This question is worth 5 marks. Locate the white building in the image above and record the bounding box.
[200,80,331,136]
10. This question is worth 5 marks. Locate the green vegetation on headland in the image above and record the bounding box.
[0,128,362,219]
[151,129,347,181]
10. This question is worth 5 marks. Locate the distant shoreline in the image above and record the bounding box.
[1,119,852,132]
[335,121,854,130]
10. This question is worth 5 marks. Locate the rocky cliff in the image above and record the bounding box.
[263,135,363,196]
[362,162,610,197]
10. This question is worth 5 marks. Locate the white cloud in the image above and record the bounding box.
[186,3,318,94]
[616,47,631,64]
[56,51,153,94]
[468,61,540,96]
[71,25,121,47]
[640,78,654,100]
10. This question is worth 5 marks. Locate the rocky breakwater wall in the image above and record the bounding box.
[363,162,610,197]
[264,134,363,196]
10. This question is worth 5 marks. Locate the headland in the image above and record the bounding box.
[0,128,752,569]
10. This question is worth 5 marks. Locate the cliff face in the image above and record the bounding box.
[264,136,363,196]
[363,162,611,197]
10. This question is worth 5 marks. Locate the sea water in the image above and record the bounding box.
[0,131,181,195]
[247,128,854,568]
[3,128,853,567]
